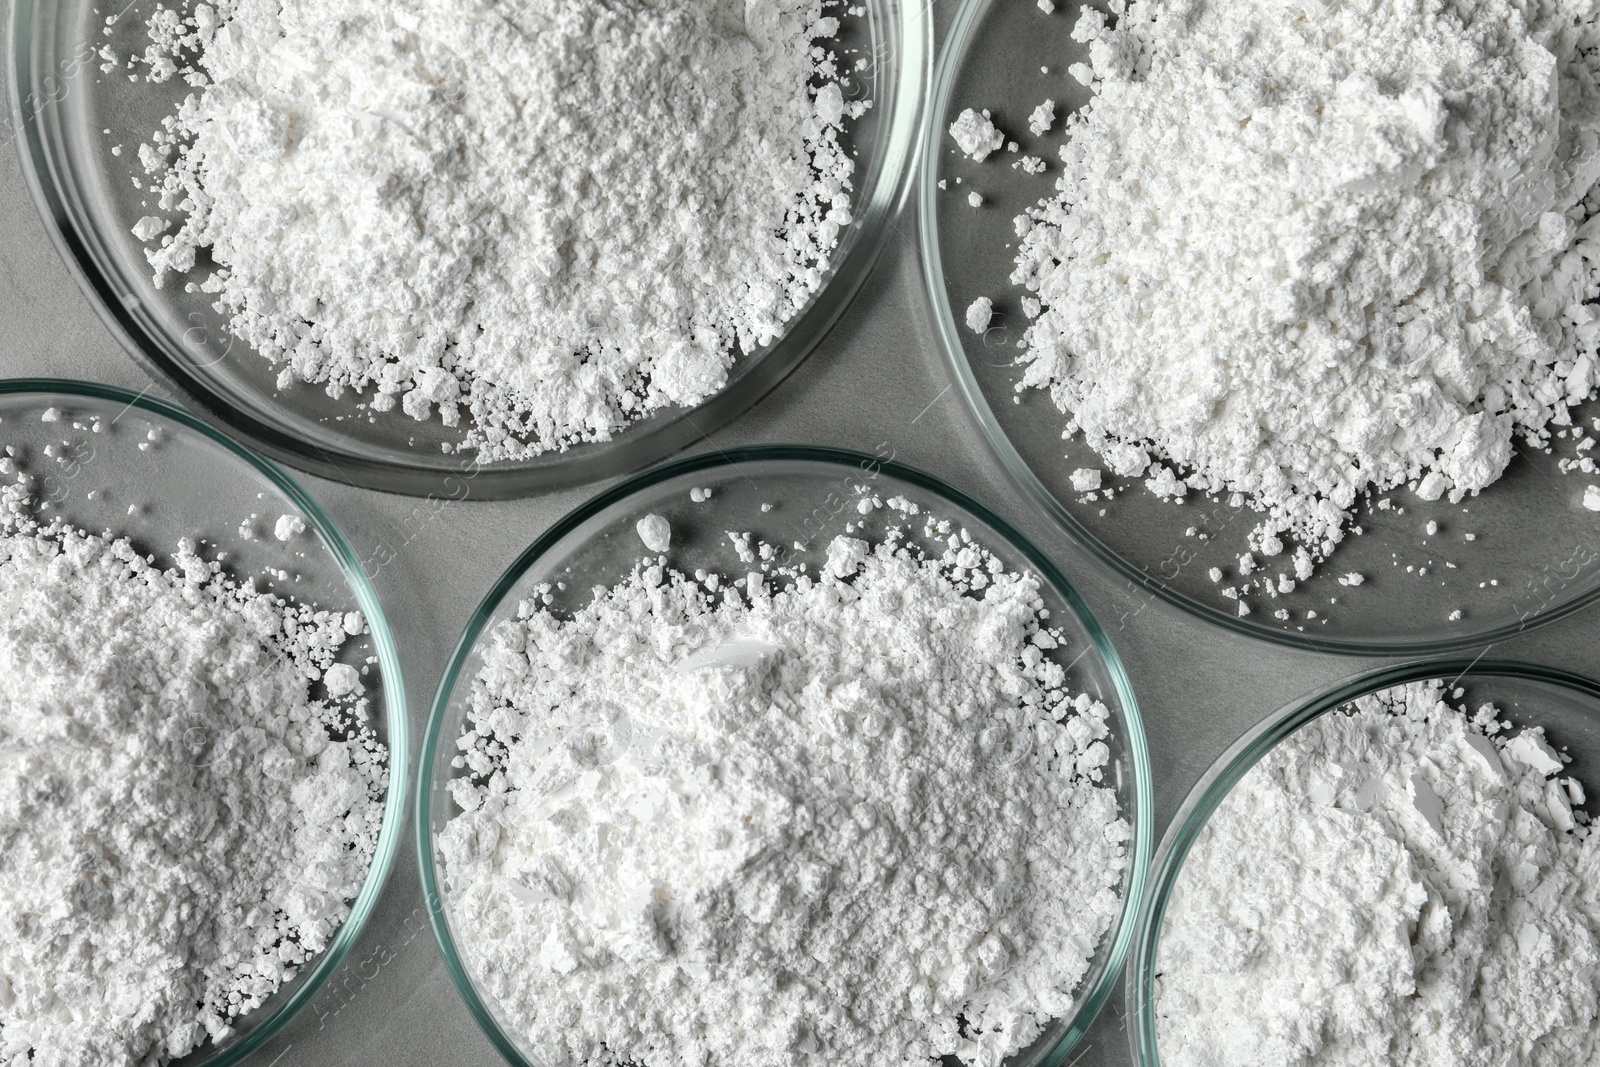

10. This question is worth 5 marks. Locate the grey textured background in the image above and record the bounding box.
[3,8,1598,1064]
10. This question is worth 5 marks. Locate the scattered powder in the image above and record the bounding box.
[0,472,386,1065]
[129,0,865,461]
[1008,0,1600,563]
[439,515,1129,1067]
[968,191,984,208]
[1155,680,1600,1066]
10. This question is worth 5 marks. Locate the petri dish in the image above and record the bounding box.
[1126,659,1600,1065]
[8,0,931,497]
[916,0,1600,654]
[417,444,1152,1067]
[0,378,409,1067]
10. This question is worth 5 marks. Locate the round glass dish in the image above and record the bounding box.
[917,0,1600,654]
[1127,659,1600,1066]
[417,444,1152,1067]
[7,0,931,498]
[0,378,409,1067]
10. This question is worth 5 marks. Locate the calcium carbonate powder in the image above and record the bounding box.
[439,509,1129,1067]
[1155,680,1600,1066]
[1006,0,1600,561]
[0,468,387,1066]
[122,0,864,460]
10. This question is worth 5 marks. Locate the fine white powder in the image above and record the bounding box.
[1010,0,1600,560]
[0,475,386,1065]
[1156,680,1600,1066]
[128,0,864,461]
[439,516,1129,1067]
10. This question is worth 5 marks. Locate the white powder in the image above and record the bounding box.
[130,0,863,461]
[950,107,1006,161]
[1028,99,1057,136]
[1155,680,1600,1066]
[439,517,1129,1067]
[635,513,672,553]
[966,295,995,334]
[1011,0,1600,560]
[0,475,386,1064]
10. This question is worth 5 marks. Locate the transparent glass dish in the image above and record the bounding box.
[1126,659,1600,1066]
[916,0,1600,653]
[417,445,1152,1067]
[0,379,409,1067]
[7,0,930,497]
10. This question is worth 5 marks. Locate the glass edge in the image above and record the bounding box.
[1123,657,1600,1067]
[7,0,931,500]
[0,376,411,1067]
[910,0,1600,658]
[415,443,1149,1066]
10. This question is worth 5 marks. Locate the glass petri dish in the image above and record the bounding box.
[7,0,931,497]
[417,444,1152,1067]
[916,0,1600,654]
[1126,659,1600,1066]
[0,378,409,1067]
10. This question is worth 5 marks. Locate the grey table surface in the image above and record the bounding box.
[2,9,1596,1065]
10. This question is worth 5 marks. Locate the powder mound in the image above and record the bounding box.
[130,0,863,461]
[439,518,1130,1067]
[0,473,387,1066]
[1012,0,1600,559]
[1156,680,1600,1067]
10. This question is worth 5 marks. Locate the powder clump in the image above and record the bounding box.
[440,516,1129,1067]
[132,0,864,461]
[0,472,387,1066]
[1156,680,1600,1066]
[1012,0,1600,559]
